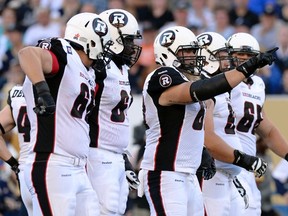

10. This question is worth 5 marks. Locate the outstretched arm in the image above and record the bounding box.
[159,48,277,106]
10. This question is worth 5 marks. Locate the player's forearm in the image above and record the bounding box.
[0,136,13,161]
[204,131,235,163]
[264,126,288,159]
[0,105,16,133]
[224,70,246,88]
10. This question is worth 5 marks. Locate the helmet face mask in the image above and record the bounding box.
[154,26,205,76]
[118,35,142,67]
[100,9,142,67]
[174,45,205,75]
[197,32,233,77]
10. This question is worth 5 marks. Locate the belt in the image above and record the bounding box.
[35,153,87,167]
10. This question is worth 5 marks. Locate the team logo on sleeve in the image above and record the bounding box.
[38,40,52,50]
[159,74,172,87]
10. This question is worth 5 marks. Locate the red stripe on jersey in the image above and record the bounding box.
[94,84,99,98]
[48,50,59,74]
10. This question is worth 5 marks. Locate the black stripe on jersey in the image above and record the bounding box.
[146,67,187,171]
[155,105,185,171]
[147,170,166,216]
[88,69,107,148]
[34,39,67,153]
[32,153,53,216]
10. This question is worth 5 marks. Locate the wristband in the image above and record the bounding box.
[5,156,18,168]
[34,80,50,94]
[189,73,232,102]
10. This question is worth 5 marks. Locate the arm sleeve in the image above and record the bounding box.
[190,73,232,102]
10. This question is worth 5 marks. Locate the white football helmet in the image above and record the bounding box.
[197,32,232,76]
[227,32,260,55]
[154,26,205,75]
[64,12,112,61]
[99,9,142,67]
[226,33,260,67]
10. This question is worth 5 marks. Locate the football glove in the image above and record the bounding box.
[33,81,55,116]
[123,154,140,190]
[197,147,216,180]
[233,150,267,177]
[236,47,278,78]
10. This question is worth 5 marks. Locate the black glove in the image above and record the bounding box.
[33,81,55,116]
[123,154,140,190]
[236,47,278,78]
[233,150,267,177]
[197,147,216,180]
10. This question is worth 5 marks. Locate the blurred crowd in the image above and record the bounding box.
[1,0,288,99]
[0,0,288,215]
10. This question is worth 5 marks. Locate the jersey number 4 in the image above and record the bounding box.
[17,106,31,143]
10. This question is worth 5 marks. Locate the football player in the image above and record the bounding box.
[139,26,275,216]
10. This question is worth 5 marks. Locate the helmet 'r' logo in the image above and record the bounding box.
[109,12,128,28]
[159,74,172,87]
[197,34,212,46]
[93,18,108,36]
[159,30,175,47]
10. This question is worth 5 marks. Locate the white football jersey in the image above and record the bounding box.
[230,76,265,156]
[140,66,204,174]
[7,85,30,165]
[89,61,132,153]
[23,38,96,158]
[212,92,242,175]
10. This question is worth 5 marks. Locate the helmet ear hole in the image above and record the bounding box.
[159,58,165,66]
